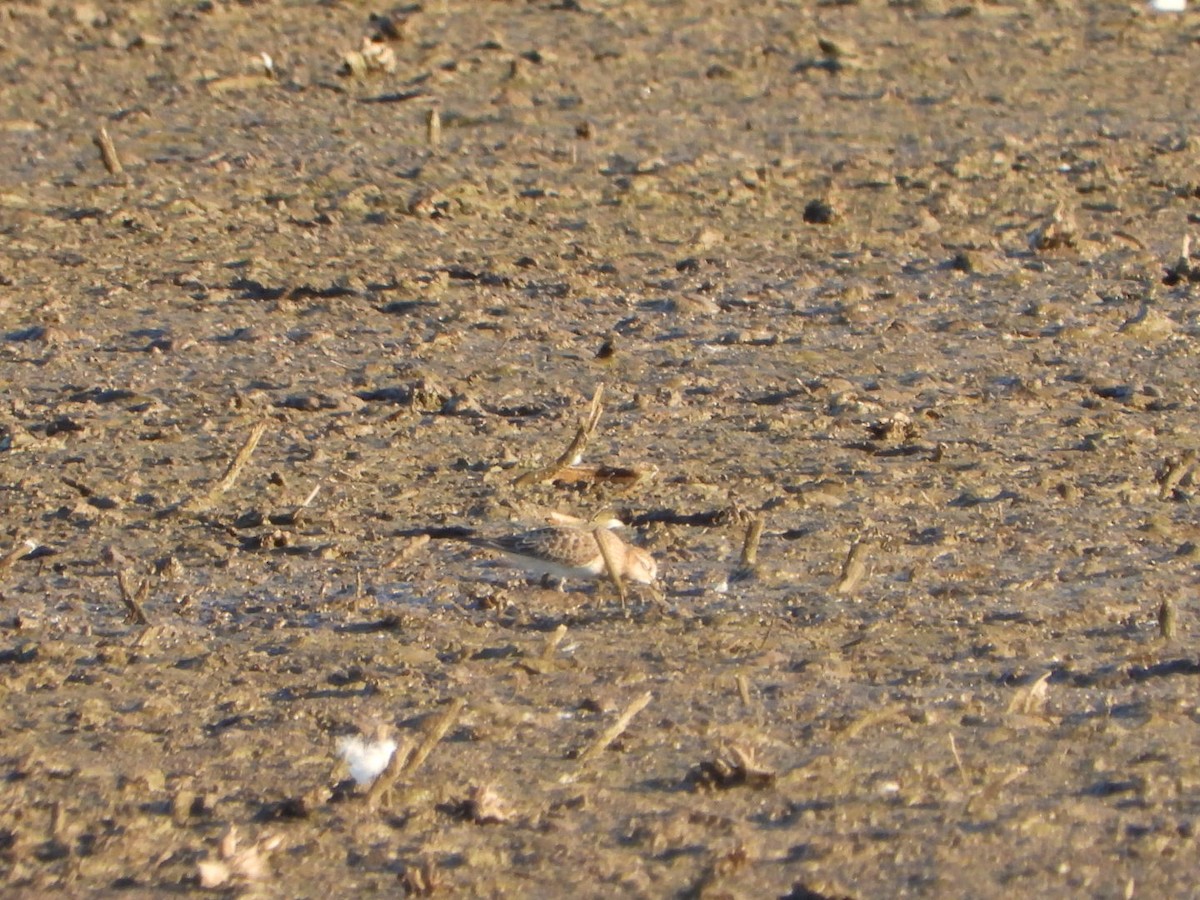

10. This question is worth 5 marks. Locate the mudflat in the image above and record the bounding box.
[3,1,1199,896]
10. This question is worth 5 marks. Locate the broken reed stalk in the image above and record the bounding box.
[739,516,764,568]
[578,690,652,763]
[594,529,627,611]
[735,673,752,707]
[1158,598,1175,641]
[93,125,123,175]
[116,569,150,625]
[367,699,465,808]
[365,737,413,809]
[0,539,34,572]
[948,733,969,788]
[426,107,442,147]
[541,623,568,660]
[835,539,868,595]
[184,421,268,511]
[514,384,604,486]
[281,483,322,526]
[299,484,321,509]
[1156,450,1194,500]
[581,383,604,437]
[550,386,602,467]
[213,421,268,495]
[403,697,465,777]
[839,704,907,741]
[385,533,430,569]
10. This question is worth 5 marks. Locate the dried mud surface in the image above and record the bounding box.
[4,1,1200,896]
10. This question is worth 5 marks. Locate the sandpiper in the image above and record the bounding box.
[468,524,657,586]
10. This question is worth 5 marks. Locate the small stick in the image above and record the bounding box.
[181,420,268,511]
[577,690,652,763]
[582,383,604,436]
[0,539,35,572]
[835,539,868,595]
[385,534,430,569]
[279,483,323,526]
[426,108,442,147]
[550,387,602,468]
[735,674,752,707]
[838,705,906,741]
[365,737,413,809]
[93,125,123,175]
[299,484,322,508]
[116,570,150,625]
[948,733,969,788]
[739,516,764,568]
[1158,598,1176,641]
[514,385,604,486]
[1156,450,1195,500]
[402,698,466,778]
[541,623,568,660]
[594,529,627,611]
[213,421,268,496]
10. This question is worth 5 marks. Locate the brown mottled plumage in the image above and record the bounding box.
[468,526,657,585]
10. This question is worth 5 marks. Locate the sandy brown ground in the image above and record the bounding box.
[3,0,1200,896]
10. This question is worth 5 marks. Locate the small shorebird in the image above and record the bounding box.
[467,524,657,587]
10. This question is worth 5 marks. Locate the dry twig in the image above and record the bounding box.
[364,737,413,808]
[184,421,268,511]
[730,515,765,583]
[514,385,604,486]
[577,690,652,763]
[541,623,568,660]
[0,539,35,572]
[367,698,466,808]
[404,697,465,776]
[739,516,764,568]
[835,539,868,595]
[426,108,441,147]
[93,125,123,175]
[385,533,430,569]
[1159,598,1176,641]
[116,569,150,626]
[213,421,268,496]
